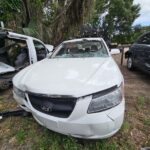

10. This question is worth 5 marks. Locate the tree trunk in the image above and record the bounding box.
[51,0,94,45]
[22,0,31,27]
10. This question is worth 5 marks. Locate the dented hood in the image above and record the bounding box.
[13,57,123,97]
[0,62,15,74]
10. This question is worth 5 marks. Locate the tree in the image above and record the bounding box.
[0,0,95,45]
[50,0,94,45]
[91,0,140,43]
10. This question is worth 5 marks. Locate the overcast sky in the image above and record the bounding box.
[133,0,150,26]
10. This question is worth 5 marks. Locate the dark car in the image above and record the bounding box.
[125,32,150,74]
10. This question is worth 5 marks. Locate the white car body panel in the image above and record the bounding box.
[13,38,125,139]
[0,62,15,74]
[13,90,125,139]
[13,57,123,97]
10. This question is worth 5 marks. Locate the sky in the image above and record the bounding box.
[133,0,150,26]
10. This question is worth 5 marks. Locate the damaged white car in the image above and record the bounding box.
[0,30,53,89]
[13,38,125,139]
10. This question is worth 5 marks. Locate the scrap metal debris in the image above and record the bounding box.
[0,107,31,120]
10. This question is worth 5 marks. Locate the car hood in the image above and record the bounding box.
[13,57,123,97]
[0,62,15,74]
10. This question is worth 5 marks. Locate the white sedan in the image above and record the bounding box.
[13,38,125,139]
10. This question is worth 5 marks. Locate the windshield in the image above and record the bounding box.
[51,40,109,58]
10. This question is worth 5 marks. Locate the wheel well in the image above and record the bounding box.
[125,51,132,59]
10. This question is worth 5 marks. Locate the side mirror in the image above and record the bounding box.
[45,44,54,53]
[47,52,53,58]
[110,48,120,55]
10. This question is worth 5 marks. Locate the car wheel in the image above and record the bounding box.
[127,57,134,70]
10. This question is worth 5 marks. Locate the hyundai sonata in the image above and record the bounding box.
[13,38,125,139]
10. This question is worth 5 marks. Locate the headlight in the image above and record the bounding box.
[13,86,25,98]
[88,83,124,113]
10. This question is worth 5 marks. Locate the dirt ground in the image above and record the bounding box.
[0,54,150,150]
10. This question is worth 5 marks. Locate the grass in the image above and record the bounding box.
[121,121,130,132]
[137,96,146,107]
[16,129,26,144]
[13,119,136,150]
[0,96,4,100]
[7,117,136,150]
[1,57,150,150]
[143,118,150,126]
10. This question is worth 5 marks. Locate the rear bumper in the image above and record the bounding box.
[13,92,125,139]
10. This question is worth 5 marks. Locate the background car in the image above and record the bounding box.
[125,32,150,74]
[0,30,53,90]
[13,38,125,139]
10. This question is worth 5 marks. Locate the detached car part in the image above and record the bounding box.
[0,108,31,120]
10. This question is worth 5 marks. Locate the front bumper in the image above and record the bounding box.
[13,92,125,139]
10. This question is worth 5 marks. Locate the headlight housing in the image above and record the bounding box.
[88,83,124,113]
[13,86,25,98]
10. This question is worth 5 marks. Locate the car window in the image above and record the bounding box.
[33,40,47,61]
[51,40,108,58]
[137,33,150,45]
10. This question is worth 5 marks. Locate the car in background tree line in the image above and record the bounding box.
[0,30,54,90]
[13,38,125,139]
[125,32,150,74]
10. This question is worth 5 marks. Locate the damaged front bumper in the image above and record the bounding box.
[13,91,125,139]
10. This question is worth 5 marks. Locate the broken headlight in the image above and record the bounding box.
[13,86,25,98]
[88,83,123,113]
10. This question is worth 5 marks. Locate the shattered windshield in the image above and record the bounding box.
[51,40,108,58]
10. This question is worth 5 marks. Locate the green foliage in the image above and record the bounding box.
[91,0,140,43]
[16,129,26,144]
[137,96,146,107]
[143,118,150,126]
[121,121,130,132]
[0,0,22,21]
[43,2,58,24]
[91,0,108,26]
[0,0,142,44]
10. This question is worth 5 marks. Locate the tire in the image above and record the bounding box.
[127,57,134,70]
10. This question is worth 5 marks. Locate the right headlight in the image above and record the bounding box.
[13,86,25,98]
[87,83,124,113]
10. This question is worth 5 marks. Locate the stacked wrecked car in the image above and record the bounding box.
[0,30,53,89]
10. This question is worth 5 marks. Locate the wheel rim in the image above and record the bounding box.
[128,58,132,69]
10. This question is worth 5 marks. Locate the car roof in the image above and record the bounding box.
[7,31,42,41]
[0,30,43,43]
[63,38,103,43]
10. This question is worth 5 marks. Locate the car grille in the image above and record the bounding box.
[28,93,77,118]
